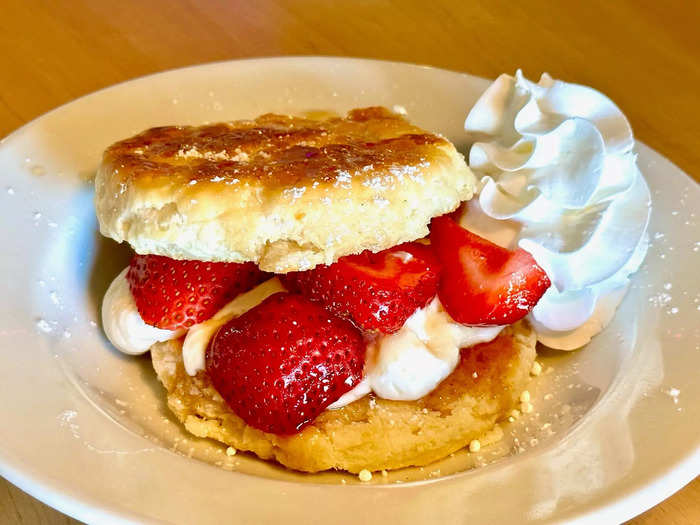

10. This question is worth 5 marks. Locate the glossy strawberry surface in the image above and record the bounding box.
[430,215,551,325]
[282,242,440,334]
[206,292,366,435]
[127,254,266,330]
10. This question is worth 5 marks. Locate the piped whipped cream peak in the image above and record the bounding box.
[462,70,650,350]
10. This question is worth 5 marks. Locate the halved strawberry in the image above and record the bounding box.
[282,242,441,334]
[206,292,365,435]
[430,215,550,325]
[127,254,266,330]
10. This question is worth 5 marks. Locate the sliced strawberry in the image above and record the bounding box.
[127,254,266,330]
[282,242,441,334]
[206,292,365,435]
[430,215,550,325]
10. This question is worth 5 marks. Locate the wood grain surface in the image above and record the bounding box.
[0,1,697,523]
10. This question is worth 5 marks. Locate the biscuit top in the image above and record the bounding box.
[95,107,476,272]
[104,107,445,189]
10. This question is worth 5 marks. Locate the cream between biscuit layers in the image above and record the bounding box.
[102,272,503,408]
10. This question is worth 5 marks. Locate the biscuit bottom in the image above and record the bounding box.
[151,321,536,473]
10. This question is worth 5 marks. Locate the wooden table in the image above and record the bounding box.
[0,1,697,523]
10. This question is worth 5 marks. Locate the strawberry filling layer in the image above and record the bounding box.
[102,217,551,435]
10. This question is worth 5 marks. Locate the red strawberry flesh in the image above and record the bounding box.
[127,254,267,330]
[282,242,440,334]
[430,215,551,325]
[206,292,365,434]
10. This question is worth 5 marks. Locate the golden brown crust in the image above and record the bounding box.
[151,321,536,473]
[105,108,447,187]
[95,107,476,272]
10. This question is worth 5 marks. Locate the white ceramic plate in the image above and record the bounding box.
[0,57,698,524]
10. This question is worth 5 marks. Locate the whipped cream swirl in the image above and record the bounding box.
[462,70,650,350]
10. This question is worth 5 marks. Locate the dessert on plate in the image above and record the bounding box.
[95,74,650,474]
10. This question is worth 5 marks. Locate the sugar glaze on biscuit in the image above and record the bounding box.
[95,107,476,272]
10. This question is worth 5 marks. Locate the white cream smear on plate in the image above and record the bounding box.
[461,70,651,350]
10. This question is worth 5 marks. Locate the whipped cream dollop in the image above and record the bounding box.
[102,268,183,354]
[365,297,503,400]
[330,297,502,407]
[462,70,650,350]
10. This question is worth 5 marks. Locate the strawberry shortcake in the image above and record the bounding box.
[95,107,550,473]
